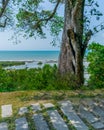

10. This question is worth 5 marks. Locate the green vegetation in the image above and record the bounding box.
[1,0,104,87]
[0,64,80,92]
[0,61,25,67]
[87,42,104,89]
[37,61,43,66]
[0,43,104,92]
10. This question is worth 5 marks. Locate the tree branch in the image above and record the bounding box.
[82,30,93,55]
[33,0,61,29]
[0,0,9,17]
[0,17,8,27]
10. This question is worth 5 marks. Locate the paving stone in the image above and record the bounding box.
[59,101,89,130]
[59,100,73,111]
[18,107,28,115]
[15,117,29,130]
[1,105,12,118]
[92,105,104,117]
[85,101,104,122]
[98,99,104,110]
[92,121,104,129]
[31,103,41,112]
[47,110,69,130]
[0,122,8,130]
[43,103,54,109]
[33,113,49,130]
[79,105,98,123]
[82,99,95,108]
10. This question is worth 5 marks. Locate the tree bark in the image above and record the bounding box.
[58,0,85,86]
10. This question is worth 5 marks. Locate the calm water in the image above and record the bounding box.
[0,51,60,61]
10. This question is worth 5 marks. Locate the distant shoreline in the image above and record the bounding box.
[1,60,57,70]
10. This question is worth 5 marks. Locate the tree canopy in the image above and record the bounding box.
[15,0,104,41]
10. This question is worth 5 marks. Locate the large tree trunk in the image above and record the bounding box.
[58,0,85,86]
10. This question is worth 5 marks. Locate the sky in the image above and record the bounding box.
[0,30,59,50]
[0,0,104,51]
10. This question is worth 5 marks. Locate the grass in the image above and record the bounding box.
[0,89,104,130]
[0,89,104,116]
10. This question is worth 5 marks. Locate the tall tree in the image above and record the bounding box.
[16,0,103,86]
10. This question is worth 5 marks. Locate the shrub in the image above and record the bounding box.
[87,42,104,89]
[0,64,79,92]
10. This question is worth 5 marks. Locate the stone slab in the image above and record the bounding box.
[47,110,69,130]
[59,101,88,130]
[1,105,12,118]
[43,103,54,109]
[58,100,73,111]
[92,105,104,117]
[33,113,49,130]
[18,107,28,115]
[79,105,98,123]
[82,99,95,108]
[0,122,8,130]
[15,117,29,130]
[92,121,104,129]
[31,103,41,112]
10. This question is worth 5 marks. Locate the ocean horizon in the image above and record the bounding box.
[0,50,60,61]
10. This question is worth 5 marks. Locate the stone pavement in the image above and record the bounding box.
[0,99,104,130]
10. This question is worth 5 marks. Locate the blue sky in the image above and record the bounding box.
[0,0,104,51]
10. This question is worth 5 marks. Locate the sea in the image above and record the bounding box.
[0,51,60,61]
[0,51,60,69]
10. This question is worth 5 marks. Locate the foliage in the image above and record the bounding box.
[0,0,15,29]
[87,42,104,89]
[84,0,103,34]
[0,61,25,67]
[0,64,79,92]
[15,0,104,42]
[16,0,64,42]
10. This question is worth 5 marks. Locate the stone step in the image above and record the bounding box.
[79,105,98,123]
[92,105,104,117]
[33,113,49,130]
[81,99,95,108]
[18,107,28,115]
[1,105,12,118]
[1,100,104,130]
[31,103,41,112]
[91,121,104,130]
[79,105,104,129]
[59,101,89,130]
[43,103,54,109]
[15,117,29,130]
[47,110,69,130]
[83,100,104,121]
[0,122,8,130]
[59,100,73,111]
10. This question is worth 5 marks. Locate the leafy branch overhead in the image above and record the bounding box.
[16,0,64,39]
[0,0,15,28]
[16,0,103,42]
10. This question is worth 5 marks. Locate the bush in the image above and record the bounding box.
[87,42,104,89]
[0,63,80,92]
